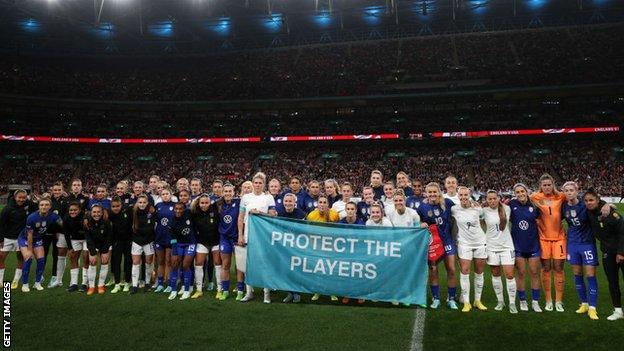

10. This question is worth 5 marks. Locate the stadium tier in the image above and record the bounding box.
[1,24,623,101]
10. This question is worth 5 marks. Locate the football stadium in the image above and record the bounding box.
[1,0,623,349]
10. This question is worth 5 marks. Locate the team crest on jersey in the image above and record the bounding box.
[186,220,190,225]
[427,210,433,217]
[277,199,282,204]
[570,209,576,217]
[41,221,46,227]
[169,206,173,211]
[101,229,104,234]
[232,203,236,208]
[54,210,59,215]
[433,209,440,216]
[147,219,151,224]
[529,207,534,212]
[123,214,127,218]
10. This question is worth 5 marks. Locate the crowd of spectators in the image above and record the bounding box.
[0,24,622,101]
[1,140,622,198]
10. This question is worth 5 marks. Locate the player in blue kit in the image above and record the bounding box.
[339,202,365,225]
[18,198,63,292]
[167,203,196,300]
[562,182,599,320]
[87,185,112,212]
[406,180,425,210]
[304,180,321,213]
[509,183,542,312]
[324,179,341,207]
[210,179,224,205]
[357,186,377,222]
[277,193,307,303]
[215,185,243,300]
[417,182,457,310]
[153,188,175,293]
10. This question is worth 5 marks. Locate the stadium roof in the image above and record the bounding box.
[0,0,621,54]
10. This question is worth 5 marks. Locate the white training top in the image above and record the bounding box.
[451,205,487,247]
[444,193,460,206]
[386,207,421,227]
[365,217,394,227]
[331,199,354,219]
[381,198,395,214]
[482,205,515,251]
[240,192,276,242]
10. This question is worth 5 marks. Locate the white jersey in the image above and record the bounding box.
[451,205,486,247]
[240,192,276,242]
[381,197,395,214]
[365,217,394,227]
[444,193,460,206]
[482,205,514,251]
[331,199,354,219]
[386,207,420,227]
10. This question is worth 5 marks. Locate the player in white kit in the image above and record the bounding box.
[451,187,488,312]
[386,190,421,228]
[237,172,277,303]
[482,190,518,314]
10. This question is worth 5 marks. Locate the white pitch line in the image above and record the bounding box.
[409,309,426,351]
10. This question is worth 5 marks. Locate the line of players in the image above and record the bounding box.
[1,171,623,320]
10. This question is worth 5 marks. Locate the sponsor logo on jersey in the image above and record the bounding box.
[519,220,529,230]
[223,215,233,224]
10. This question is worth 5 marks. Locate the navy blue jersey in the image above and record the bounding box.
[209,194,221,205]
[406,195,425,211]
[155,201,175,244]
[217,199,240,239]
[563,201,595,245]
[304,195,319,213]
[327,194,340,208]
[277,207,307,219]
[417,198,455,241]
[171,211,197,245]
[356,201,385,222]
[20,211,63,241]
[277,190,309,211]
[339,217,365,225]
[399,186,415,198]
[372,186,384,201]
[87,198,111,211]
[509,199,540,253]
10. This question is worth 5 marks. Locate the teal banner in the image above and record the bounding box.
[246,214,429,305]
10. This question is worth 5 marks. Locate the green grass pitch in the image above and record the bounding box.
[4,204,624,350]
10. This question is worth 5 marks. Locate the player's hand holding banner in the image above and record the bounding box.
[246,214,429,305]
